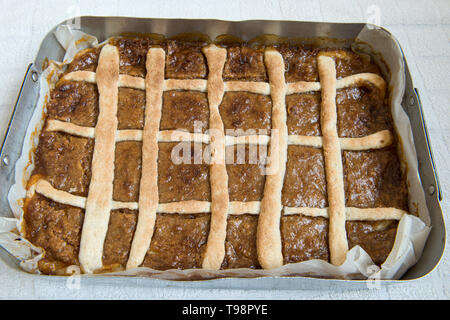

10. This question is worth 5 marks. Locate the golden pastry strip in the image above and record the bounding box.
[201,45,229,270]
[62,69,386,96]
[31,179,408,220]
[78,45,120,273]
[126,48,165,269]
[256,50,287,269]
[318,55,348,266]
[46,119,393,150]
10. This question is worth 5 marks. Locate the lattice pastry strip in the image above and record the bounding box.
[201,45,229,269]
[126,48,165,269]
[45,118,393,150]
[29,179,408,219]
[28,42,412,273]
[318,55,348,266]
[78,44,120,273]
[63,70,386,97]
[256,49,288,269]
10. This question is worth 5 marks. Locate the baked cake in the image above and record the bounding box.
[22,36,410,275]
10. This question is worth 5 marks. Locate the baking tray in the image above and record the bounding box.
[0,16,445,289]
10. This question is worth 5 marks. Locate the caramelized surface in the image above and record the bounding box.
[165,40,207,79]
[47,80,99,127]
[158,142,211,202]
[223,46,267,81]
[33,131,94,197]
[161,90,209,133]
[286,93,321,136]
[281,215,330,264]
[25,194,84,275]
[226,144,267,201]
[220,92,272,135]
[103,209,137,267]
[117,88,145,130]
[336,86,392,138]
[221,215,260,269]
[113,141,142,202]
[141,213,210,270]
[282,146,328,208]
[343,147,408,210]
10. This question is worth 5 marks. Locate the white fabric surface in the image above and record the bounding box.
[0,0,448,299]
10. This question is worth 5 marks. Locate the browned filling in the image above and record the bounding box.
[24,37,409,274]
[282,146,328,208]
[33,131,94,197]
[24,194,84,275]
[286,93,322,136]
[117,88,145,130]
[222,214,260,269]
[343,147,408,210]
[220,92,272,135]
[165,40,208,79]
[141,213,210,270]
[158,142,211,203]
[47,80,99,127]
[226,144,267,202]
[113,141,142,203]
[103,209,137,267]
[223,46,267,81]
[161,91,209,133]
[346,220,398,266]
[281,215,330,264]
[336,86,392,138]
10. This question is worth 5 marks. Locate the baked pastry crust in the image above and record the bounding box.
[23,37,411,275]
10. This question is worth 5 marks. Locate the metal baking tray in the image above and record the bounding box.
[0,16,445,289]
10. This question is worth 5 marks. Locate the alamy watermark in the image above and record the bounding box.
[66,265,81,290]
[65,4,81,30]
[365,5,381,28]
[169,121,280,175]
[366,264,382,290]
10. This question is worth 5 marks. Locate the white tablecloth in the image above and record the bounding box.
[0,0,448,299]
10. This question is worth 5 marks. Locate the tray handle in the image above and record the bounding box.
[413,87,442,201]
[0,63,40,217]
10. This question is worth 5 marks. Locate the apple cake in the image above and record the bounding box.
[22,36,410,275]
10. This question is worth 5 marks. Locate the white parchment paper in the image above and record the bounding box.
[0,24,431,280]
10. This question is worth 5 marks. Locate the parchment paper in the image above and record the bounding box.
[0,24,431,280]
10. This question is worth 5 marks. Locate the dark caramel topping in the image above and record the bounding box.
[161,90,209,133]
[286,93,322,136]
[321,49,381,79]
[116,38,157,77]
[281,215,329,264]
[226,145,267,201]
[336,86,392,138]
[66,47,100,73]
[141,213,210,270]
[33,131,94,197]
[158,142,211,202]
[346,220,398,266]
[165,40,207,79]
[277,46,319,82]
[223,46,267,81]
[220,92,272,135]
[221,215,260,269]
[47,80,99,127]
[24,194,84,272]
[113,142,142,202]
[102,209,137,267]
[117,88,145,130]
[282,146,328,208]
[343,147,408,210]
